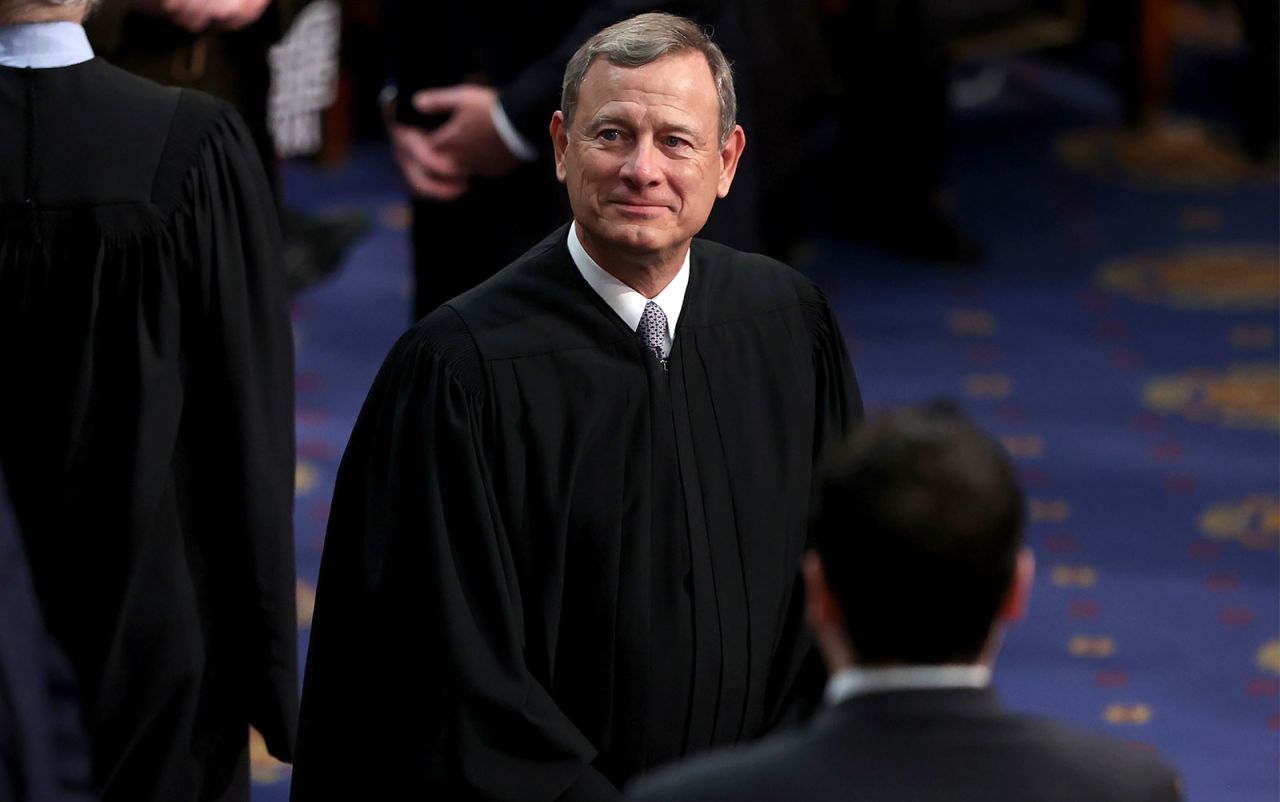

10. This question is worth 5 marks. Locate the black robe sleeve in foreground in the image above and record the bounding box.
[293,312,619,802]
[173,102,298,760]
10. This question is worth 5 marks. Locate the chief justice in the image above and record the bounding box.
[292,13,862,801]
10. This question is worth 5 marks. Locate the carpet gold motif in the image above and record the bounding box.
[1199,495,1280,550]
[1144,366,1280,430]
[1057,120,1269,188]
[1097,247,1279,310]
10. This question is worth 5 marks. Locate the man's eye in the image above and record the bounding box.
[662,136,688,148]
[599,130,621,142]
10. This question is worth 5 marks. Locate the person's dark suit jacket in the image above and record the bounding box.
[628,688,1184,802]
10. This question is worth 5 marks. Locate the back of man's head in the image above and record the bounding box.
[811,403,1025,666]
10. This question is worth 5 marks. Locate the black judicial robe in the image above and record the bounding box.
[0,59,297,801]
[292,226,861,801]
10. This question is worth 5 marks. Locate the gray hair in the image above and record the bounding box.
[561,12,737,148]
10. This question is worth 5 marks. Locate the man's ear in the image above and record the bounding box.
[716,124,746,198]
[998,547,1035,625]
[550,111,569,184]
[803,551,856,671]
[802,551,842,632]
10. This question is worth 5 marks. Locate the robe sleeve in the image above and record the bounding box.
[294,315,618,801]
[172,99,298,761]
[760,283,862,732]
[807,284,863,463]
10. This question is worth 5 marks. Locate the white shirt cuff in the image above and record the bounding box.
[490,101,539,162]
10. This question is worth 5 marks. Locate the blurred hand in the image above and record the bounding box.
[132,0,272,32]
[389,122,469,201]
[412,85,522,179]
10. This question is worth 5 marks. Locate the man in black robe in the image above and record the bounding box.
[0,2,297,800]
[293,12,861,801]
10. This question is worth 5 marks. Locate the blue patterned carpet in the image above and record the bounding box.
[254,58,1279,801]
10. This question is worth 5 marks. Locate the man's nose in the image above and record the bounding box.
[620,139,661,186]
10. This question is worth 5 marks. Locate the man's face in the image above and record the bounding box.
[551,51,745,269]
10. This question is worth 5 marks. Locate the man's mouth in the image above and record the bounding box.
[611,200,669,215]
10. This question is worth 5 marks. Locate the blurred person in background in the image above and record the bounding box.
[1218,0,1276,160]
[0,1,298,799]
[86,0,371,293]
[813,0,984,265]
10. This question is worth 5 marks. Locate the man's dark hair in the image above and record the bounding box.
[811,403,1025,666]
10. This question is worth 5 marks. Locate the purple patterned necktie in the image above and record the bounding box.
[637,300,668,368]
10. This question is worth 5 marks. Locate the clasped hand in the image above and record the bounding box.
[389,85,522,201]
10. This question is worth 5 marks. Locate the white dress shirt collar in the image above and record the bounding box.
[567,222,690,358]
[0,22,94,69]
[825,664,992,706]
